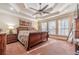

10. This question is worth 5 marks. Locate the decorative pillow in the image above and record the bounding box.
[18,30,29,41]
[19,30,29,36]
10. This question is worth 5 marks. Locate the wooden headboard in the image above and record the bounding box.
[18,19,32,34]
[17,27,38,34]
[17,27,29,34]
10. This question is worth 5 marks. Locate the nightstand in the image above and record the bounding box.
[7,34,17,44]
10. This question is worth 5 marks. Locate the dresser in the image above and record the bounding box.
[7,34,17,44]
[0,34,6,55]
[75,20,79,38]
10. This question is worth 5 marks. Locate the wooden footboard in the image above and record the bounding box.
[17,27,48,51]
[27,32,48,50]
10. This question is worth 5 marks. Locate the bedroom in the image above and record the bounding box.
[0,3,79,55]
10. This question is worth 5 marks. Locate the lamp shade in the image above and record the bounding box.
[8,26,14,29]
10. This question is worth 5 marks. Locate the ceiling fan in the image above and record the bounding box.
[29,3,50,15]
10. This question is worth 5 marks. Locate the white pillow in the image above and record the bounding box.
[19,30,29,36]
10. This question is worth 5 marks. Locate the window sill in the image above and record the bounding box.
[49,34,67,41]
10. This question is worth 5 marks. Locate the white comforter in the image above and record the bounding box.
[18,31,29,48]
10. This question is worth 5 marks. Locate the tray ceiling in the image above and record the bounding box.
[0,3,77,21]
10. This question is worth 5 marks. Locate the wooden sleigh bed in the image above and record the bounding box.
[17,27,48,50]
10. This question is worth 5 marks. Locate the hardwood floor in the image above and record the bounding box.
[6,38,75,55]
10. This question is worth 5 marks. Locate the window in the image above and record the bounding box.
[40,18,69,36]
[58,18,69,36]
[48,20,56,35]
[41,22,47,32]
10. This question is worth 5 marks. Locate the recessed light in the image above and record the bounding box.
[10,7,14,10]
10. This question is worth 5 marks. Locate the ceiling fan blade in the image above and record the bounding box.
[29,7,38,11]
[45,7,53,12]
[43,11,49,14]
[41,5,48,11]
[48,11,60,16]
[41,11,60,18]
[33,12,38,15]
[39,3,42,5]
[45,3,58,12]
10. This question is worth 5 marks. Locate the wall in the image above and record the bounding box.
[0,21,7,33]
[0,13,19,33]
[32,21,39,31]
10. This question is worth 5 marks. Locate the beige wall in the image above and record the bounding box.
[0,21,7,33]
[32,21,39,31]
[0,13,19,33]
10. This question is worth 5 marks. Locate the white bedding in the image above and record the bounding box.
[18,31,29,48]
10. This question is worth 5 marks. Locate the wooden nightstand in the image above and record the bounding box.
[7,34,17,44]
[0,34,6,55]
